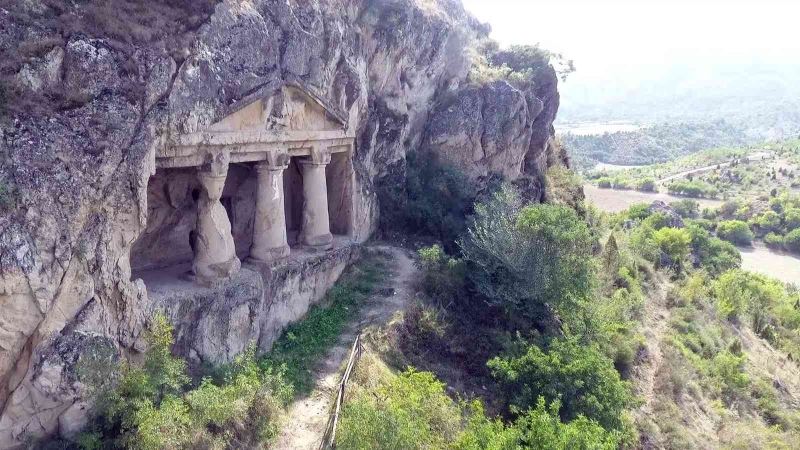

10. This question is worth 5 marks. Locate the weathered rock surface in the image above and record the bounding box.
[0,0,562,445]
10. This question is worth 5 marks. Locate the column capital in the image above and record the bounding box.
[255,151,290,172]
[300,146,331,166]
[201,150,230,177]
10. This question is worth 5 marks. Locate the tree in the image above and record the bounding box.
[460,188,595,321]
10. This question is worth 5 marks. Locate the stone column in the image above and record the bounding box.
[300,148,333,250]
[250,151,290,261]
[193,151,241,286]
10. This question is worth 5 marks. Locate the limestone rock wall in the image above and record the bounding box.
[0,0,561,445]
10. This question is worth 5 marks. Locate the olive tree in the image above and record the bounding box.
[459,186,595,322]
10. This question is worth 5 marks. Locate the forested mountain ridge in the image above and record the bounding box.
[564,120,754,170]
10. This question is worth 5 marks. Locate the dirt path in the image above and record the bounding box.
[634,273,672,419]
[272,245,418,450]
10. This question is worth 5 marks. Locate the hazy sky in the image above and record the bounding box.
[461,0,800,74]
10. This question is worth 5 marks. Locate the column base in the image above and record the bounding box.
[248,245,291,263]
[302,232,333,250]
[193,256,241,287]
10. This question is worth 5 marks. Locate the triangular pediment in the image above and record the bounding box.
[209,85,346,133]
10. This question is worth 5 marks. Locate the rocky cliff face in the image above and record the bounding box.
[0,0,560,445]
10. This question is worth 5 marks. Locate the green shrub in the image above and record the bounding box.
[635,177,657,192]
[626,203,652,221]
[669,199,700,219]
[337,369,462,449]
[82,317,292,449]
[460,187,595,322]
[507,398,624,450]
[754,210,782,234]
[597,177,612,188]
[785,228,800,253]
[764,232,785,249]
[685,223,741,275]
[709,351,750,400]
[488,338,634,431]
[783,208,800,231]
[716,220,754,245]
[416,244,465,307]
[628,222,660,263]
[666,179,718,198]
[653,227,692,272]
[714,270,786,336]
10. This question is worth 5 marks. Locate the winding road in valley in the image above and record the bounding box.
[656,151,773,184]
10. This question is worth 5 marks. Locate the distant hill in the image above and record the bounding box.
[563,121,754,170]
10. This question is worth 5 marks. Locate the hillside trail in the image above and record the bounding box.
[634,272,673,419]
[272,245,418,450]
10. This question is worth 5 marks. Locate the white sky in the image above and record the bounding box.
[461,0,800,75]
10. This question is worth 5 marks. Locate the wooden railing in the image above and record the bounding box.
[319,333,364,449]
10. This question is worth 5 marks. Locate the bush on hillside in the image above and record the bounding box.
[714,270,786,336]
[416,244,465,308]
[666,180,718,198]
[80,316,292,449]
[785,229,800,253]
[488,338,634,432]
[669,199,700,219]
[753,210,782,234]
[653,227,692,272]
[337,369,462,449]
[783,208,800,231]
[636,177,657,192]
[685,223,741,276]
[504,398,624,450]
[716,220,754,246]
[764,232,785,250]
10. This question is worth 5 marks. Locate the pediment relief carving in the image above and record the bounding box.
[158,84,355,168]
[209,85,346,133]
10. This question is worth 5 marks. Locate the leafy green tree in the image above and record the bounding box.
[716,220,754,245]
[460,187,595,322]
[488,338,634,431]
